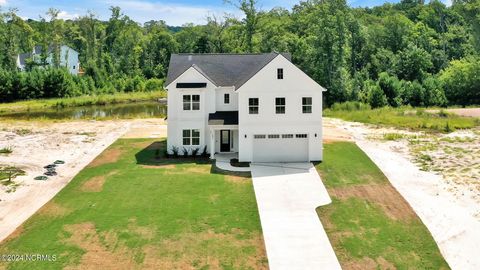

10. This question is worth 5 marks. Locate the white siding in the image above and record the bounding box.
[215,87,238,111]
[238,55,324,162]
[166,67,216,154]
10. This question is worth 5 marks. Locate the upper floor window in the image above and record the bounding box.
[249,98,259,114]
[277,68,284,79]
[275,97,285,114]
[183,94,200,111]
[183,129,200,145]
[302,97,312,114]
[224,93,230,104]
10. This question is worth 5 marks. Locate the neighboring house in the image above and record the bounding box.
[16,45,80,75]
[165,52,326,163]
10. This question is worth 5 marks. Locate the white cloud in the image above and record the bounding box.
[104,0,241,25]
[0,0,7,6]
[57,10,79,20]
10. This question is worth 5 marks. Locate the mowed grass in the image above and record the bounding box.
[324,105,480,132]
[316,142,449,269]
[0,139,267,270]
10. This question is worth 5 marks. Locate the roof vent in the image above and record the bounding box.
[188,55,192,61]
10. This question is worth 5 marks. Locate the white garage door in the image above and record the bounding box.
[252,134,309,162]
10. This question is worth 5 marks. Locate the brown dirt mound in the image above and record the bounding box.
[81,171,118,192]
[87,148,125,168]
[330,183,416,220]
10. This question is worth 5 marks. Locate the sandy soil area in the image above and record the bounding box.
[427,108,480,118]
[324,117,480,270]
[0,118,166,243]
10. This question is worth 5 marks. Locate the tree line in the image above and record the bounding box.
[0,0,479,107]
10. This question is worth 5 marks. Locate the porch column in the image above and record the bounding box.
[209,128,215,159]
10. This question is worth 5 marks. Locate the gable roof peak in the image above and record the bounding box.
[166,52,291,88]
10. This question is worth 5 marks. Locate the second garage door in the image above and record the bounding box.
[252,134,309,162]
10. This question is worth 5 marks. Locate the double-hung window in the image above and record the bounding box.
[224,93,230,104]
[275,97,285,114]
[183,95,200,111]
[249,98,259,114]
[277,68,284,79]
[302,97,312,114]
[182,129,200,145]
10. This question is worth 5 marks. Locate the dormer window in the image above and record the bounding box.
[224,93,230,104]
[277,68,283,79]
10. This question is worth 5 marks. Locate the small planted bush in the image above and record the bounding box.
[192,147,200,157]
[0,146,13,154]
[171,146,179,158]
[199,145,207,157]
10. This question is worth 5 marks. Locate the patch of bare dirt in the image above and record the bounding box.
[87,148,125,168]
[140,164,176,169]
[225,175,250,183]
[63,222,137,270]
[330,183,416,220]
[343,257,396,270]
[38,201,71,217]
[184,166,210,174]
[141,230,267,270]
[323,118,354,142]
[81,170,118,192]
[1,225,24,243]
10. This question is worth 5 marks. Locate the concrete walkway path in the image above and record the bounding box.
[214,153,251,172]
[250,162,341,270]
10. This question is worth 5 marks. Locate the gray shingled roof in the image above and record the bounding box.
[165,52,291,89]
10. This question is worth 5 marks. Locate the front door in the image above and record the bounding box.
[220,130,230,152]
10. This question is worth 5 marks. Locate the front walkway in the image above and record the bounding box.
[214,153,250,172]
[250,162,341,270]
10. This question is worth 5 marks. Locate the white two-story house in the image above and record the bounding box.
[17,45,80,75]
[165,52,326,162]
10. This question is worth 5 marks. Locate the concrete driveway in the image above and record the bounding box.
[250,162,341,270]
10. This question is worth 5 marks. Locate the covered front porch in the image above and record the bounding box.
[208,111,239,159]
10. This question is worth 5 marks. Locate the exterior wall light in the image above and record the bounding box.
[244,134,247,138]
[315,133,317,137]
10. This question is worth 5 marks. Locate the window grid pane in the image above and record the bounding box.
[303,105,312,114]
[224,94,230,104]
[249,98,259,114]
[276,97,285,114]
[277,68,284,79]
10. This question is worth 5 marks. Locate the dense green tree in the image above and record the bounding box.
[0,1,479,106]
[439,57,480,106]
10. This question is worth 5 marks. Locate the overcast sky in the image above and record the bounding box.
[0,0,451,26]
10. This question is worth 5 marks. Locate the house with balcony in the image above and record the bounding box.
[165,52,325,162]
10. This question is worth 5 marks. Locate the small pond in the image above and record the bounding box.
[0,101,167,120]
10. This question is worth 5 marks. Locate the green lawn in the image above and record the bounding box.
[324,105,479,132]
[316,142,449,269]
[0,139,267,270]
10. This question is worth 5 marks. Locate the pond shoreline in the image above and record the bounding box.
[0,91,167,114]
[0,100,167,121]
